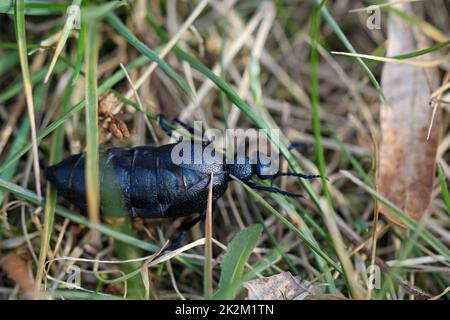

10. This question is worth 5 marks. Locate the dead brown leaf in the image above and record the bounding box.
[244,272,311,300]
[0,252,44,299]
[109,118,131,140]
[378,2,441,226]
[98,91,130,141]
[98,91,119,117]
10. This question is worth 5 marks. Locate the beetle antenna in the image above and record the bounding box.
[274,172,326,180]
[246,182,305,198]
[288,142,304,151]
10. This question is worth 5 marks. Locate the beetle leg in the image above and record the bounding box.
[174,117,214,145]
[274,172,323,179]
[246,181,305,198]
[173,118,197,136]
[158,114,212,144]
[158,114,174,136]
[288,141,304,151]
[157,114,184,142]
[161,211,207,254]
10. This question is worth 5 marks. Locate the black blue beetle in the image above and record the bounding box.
[45,143,320,216]
[45,116,320,247]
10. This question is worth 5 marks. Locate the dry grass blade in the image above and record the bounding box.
[429,287,450,300]
[331,51,448,68]
[431,82,450,99]
[378,2,441,225]
[123,0,209,101]
[204,172,214,298]
[1,0,448,301]
[14,0,42,200]
[349,0,424,13]
[44,0,81,83]
[119,63,158,144]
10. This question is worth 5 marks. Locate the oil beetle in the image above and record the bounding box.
[45,115,321,248]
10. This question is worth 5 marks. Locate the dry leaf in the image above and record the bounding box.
[244,272,311,300]
[110,118,130,140]
[98,91,130,141]
[378,2,441,226]
[0,252,41,299]
[99,91,119,117]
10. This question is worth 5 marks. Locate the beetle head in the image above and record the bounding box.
[226,155,253,181]
[228,152,323,198]
[227,152,277,181]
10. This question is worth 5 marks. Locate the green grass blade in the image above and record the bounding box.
[235,178,342,274]
[0,55,148,175]
[0,82,44,206]
[241,238,296,283]
[146,16,324,214]
[247,50,334,286]
[314,0,386,102]
[34,85,68,294]
[111,217,146,299]
[0,50,19,74]
[106,13,192,96]
[14,0,42,200]
[0,60,66,104]
[310,1,362,299]
[338,40,450,65]
[392,40,450,60]
[84,20,101,224]
[214,224,263,300]
[376,224,434,299]
[44,0,82,83]
[437,164,450,217]
[258,181,337,292]
[0,1,67,15]
[71,18,86,85]
[219,29,229,129]
[81,1,125,20]
[49,290,124,300]
[0,177,160,253]
[341,170,450,261]
[330,127,374,188]
[0,117,30,204]
[248,197,300,276]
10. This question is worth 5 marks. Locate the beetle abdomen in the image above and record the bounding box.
[45,144,228,218]
[46,147,161,217]
[100,148,134,216]
[44,144,223,218]
[128,147,158,216]
[44,153,87,209]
